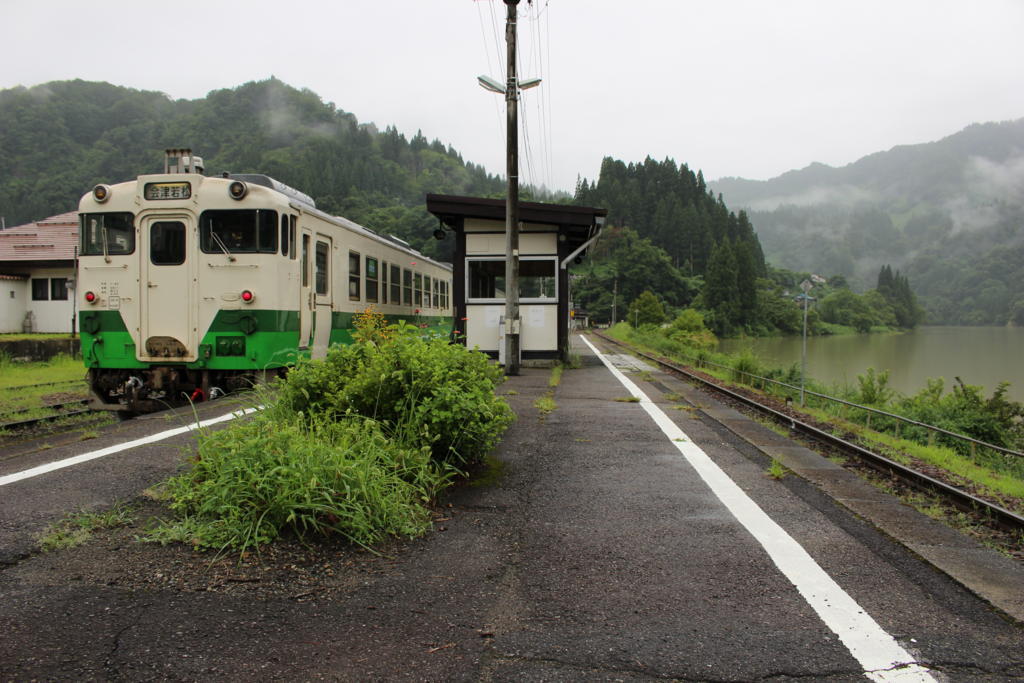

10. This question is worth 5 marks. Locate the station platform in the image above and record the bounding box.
[0,332,1021,680]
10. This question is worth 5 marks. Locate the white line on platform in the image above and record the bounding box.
[0,407,260,487]
[580,335,934,683]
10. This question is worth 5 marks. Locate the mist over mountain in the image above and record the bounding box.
[710,119,1024,325]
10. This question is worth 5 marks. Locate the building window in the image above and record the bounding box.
[50,278,69,301]
[32,278,49,301]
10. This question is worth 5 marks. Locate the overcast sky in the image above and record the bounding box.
[4,0,1023,193]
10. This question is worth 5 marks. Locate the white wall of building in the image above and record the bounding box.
[5,267,77,333]
[1,279,28,333]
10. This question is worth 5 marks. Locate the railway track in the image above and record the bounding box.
[592,330,1024,535]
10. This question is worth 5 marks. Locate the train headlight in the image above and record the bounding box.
[240,289,254,303]
[84,291,98,304]
[228,181,248,200]
[92,184,111,203]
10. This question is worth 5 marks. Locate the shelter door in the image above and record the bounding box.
[140,216,195,361]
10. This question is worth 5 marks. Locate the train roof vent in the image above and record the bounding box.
[385,234,410,247]
[165,148,203,174]
[228,174,316,209]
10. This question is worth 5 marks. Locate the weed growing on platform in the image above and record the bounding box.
[151,316,513,553]
[766,459,788,480]
[40,503,135,551]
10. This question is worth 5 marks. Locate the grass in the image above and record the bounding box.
[614,396,641,403]
[0,353,88,421]
[39,504,135,552]
[534,395,557,416]
[766,459,788,480]
[0,333,77,342]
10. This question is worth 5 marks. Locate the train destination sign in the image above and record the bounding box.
[144,182,191,200]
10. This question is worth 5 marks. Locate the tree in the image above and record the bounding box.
[626,291,666,327]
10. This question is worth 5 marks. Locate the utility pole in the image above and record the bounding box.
[503,0,521,375]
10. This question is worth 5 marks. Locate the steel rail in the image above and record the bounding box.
[592,331,1024,534]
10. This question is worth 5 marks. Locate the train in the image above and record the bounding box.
[77,149,452,413]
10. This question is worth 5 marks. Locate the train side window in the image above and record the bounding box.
[150,221,186,266]
[403,269,413,306]
[348,251,361,301]
[316,241,329,295]
[280,215,290,257]
[301,234,310,288]
[414,273,423,307]
[366,256,379,303]
[380,261,388,304]
[289,217,297,260]
[423,275,431,308]
[391,265,401,304]
[200,209,277,253]
[433,278,440,310]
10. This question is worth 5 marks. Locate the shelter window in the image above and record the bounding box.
[467,257,556,302]
[349,251,361,301]
[200,209,277,254]
[366,256,379,303]
[80,212,135,256]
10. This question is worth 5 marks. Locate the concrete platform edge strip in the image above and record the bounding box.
[580,335,936,683]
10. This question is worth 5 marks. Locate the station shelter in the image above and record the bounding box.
[426,194,606,363]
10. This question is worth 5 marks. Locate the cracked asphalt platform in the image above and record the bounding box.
[1,333,1022,680]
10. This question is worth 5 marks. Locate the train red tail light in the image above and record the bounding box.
[241,289,254,303]
[84,291,97,304]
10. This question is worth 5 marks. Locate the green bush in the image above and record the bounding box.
[155,414,447,551]
[276,321,514,466]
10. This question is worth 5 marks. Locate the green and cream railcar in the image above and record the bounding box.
[77,150,452,413]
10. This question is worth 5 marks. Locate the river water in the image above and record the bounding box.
[718,326,1024,402]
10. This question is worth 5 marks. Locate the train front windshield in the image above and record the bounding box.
[80,212,135,255]
[200,210,278,254]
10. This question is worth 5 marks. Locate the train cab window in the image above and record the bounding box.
[390,265,401,304]
[150,221,186,265]
[301,234,310,287]
[200,209,277,254]
[366,257,379,303]
[403,269,413,306]
[315,241,329,295]
[423,275,431,308]
[348,251,361,301]
[80,212,135,256]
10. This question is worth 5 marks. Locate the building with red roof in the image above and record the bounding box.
[0,211,79,333]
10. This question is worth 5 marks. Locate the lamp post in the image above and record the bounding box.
[798,280,815,406]
[478,0,541,375]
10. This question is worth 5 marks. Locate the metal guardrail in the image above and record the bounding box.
[611,334,1024,461]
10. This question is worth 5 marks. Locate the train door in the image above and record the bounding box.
[299,231,313,349]
[140,215,195,360]
[312,234,333,358]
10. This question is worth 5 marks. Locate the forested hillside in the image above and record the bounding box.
[710,119,1024,325]
[0,78,507,259]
